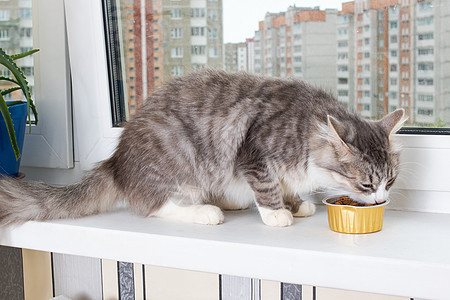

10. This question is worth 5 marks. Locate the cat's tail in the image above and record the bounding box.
[0,162,120,225]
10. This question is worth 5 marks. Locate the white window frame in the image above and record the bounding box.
[21,0,73,170]
[23,0,450,214]
[63,0,121,171]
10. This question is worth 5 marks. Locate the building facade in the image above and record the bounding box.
[336,0,450,125]
[158,0,223,82]
[247,7,338,94]
[224,42,247,72]
[118,0,223,116]
[0,0,34,100]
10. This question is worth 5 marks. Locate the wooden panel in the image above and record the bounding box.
[133,264,144,300]
[260,280,281,300]
[302,285,315,300]
[0,246,24,300]
[221,275,253,299]
[315,287,410,300]
[145,265,219,300]
[101,259,119,300]
[22,249,53,300]
[53,253,102,300]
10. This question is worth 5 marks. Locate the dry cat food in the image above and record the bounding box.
[333,196,382,206]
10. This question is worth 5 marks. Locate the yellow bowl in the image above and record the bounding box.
[322,197,390,234]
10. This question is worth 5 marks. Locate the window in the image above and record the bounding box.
[19,8,32,18]
[418,94,434,102]
[418,16,434,26]
[171,47,183,58]
[418,62,434,71]
[208,9,218,21]
[418,78,434,86]
[171,66,184,76]
[338,65,348,72]
[418,108,433,116]
[338,41,348,48]
[191,8,205,18]
[170,28,183,38]
[208,28,218,39]
[0,0,73,172]
[338,53,348,60]
[0,28,9,40]
[170,9,182,19]
[191,26,205,36]
[0,9,9,21]
[67,0,450,223]
[418,48,434,55]
[418,32,434,40]
[338,90,348,96]
[191,45,206,55]
[338,78,348,84]
[209,47,218,58]
[419,2,433,11]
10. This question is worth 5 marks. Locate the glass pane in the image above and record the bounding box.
[0,0,34,100]
[105,0,450,131]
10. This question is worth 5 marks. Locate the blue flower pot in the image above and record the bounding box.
[0,102,27,177]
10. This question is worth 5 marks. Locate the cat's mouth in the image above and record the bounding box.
[344,193,386,205]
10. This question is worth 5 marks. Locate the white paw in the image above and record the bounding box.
[259,207,293,227]
[193,205,224,225]
[293,201,316,217]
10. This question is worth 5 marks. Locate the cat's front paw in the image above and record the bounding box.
[293,201,316,217]
[258,207,293,227]
[193,205,224,225]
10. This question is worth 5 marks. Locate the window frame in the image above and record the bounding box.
[20,0,73,170]
[63,0,122,171]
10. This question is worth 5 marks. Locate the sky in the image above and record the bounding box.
[223,0,348,43]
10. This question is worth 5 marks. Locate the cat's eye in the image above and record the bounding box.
[360,183,374,191]
[386,178,396,190]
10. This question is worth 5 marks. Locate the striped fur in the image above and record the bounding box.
[0,70,406,226]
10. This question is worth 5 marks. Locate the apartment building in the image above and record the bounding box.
[224,42,247,72]
[337,2,356,110]
[337,0,450,125]
[120,0,154,116]
[158,0,223,81]
[119,0,223,115]
[248,7,338,93]
[0,0,34,99]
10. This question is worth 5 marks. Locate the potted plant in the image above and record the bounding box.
[0,48,39,177]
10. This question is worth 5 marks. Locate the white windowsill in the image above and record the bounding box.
[0,206,449,299]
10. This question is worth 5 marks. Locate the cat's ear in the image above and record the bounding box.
[327,115,351,152]
[379,109,407,138]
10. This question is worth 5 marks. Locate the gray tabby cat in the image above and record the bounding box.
[0,70,406,227]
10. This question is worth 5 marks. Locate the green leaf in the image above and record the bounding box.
[0,76,19,86]
[0,94,20,160]
[0,47,39,129]
[2,87,21,96]
[10,49,39,61]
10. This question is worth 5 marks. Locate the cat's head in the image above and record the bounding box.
[315,109,407,204]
